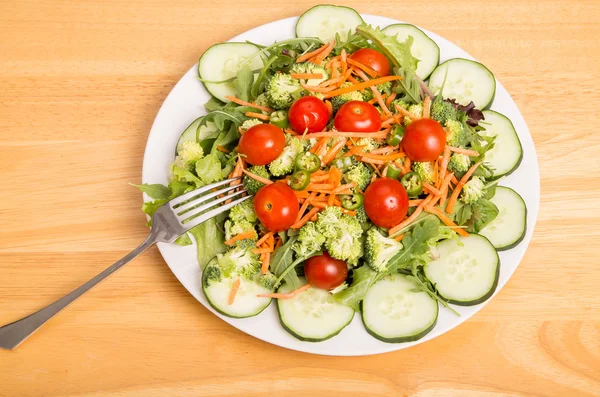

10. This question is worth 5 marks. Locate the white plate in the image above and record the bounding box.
[142,14,540,356]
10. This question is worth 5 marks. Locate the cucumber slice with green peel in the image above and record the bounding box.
[295,5,364,43]
[428,58,496,109]
[277,278,354,342]
[202,258,272,318]
[175,117,218,155]
[382,24,440,80]
[425,234,499,306]
[362,274,438,343]
[479,187,527,250]
[198,42,264,103]
[480,110,523,178]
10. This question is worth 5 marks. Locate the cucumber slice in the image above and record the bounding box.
[277,278,354,342]
[362,274,438,343]
[382,24,440,80]
[175,117,218,155]
[198,43,264,103]
[425,234,499,306]
[428,58,496,109]
[202,259,272,318]
[479,187,527,250]
[480,110,523,178]
[295,5,364,42]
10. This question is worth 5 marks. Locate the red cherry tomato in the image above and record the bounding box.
[253,183,299,232]
[304,252,348,290]
[238,124,286,166]
[288,96,329,134]
[349,48,391,77]
[402,119,446,162]
[334,101,382,132]
[364,177,409,228]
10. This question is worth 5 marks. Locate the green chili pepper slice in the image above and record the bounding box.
[386,124,405,146]
[400,171,423,197]
[386,164,402,179]
[269,110,289,129]
[289,170,311,190]
[341,193,364,210]
[330,156,355,172]
[294,152,321,173]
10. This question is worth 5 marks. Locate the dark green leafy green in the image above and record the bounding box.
[466,199,499,233]
[271,236,300,290]
[232,64,254,102]
[130,183,171,200]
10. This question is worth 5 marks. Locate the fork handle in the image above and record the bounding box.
[0,234,156,350]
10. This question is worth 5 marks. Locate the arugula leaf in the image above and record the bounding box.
[333,30,371,55]
[188,218,227,270]
[251,55,278,98]
[232,64,254,102]
[402,263,459,315]
[392,66,422,104]
[131,183,171,200]
[275,250,322,288]
[466,199,499,233]
[333,266,379,311]
[271,236,300,290]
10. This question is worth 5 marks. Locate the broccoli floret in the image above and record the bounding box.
[316,207,363,264]
[268,135,304,176]
[202,260,223,288]
[218,245,261,280]
[413,162,435,185]
[403,103,424,125]
[362,81,392,101]
[243,166,271,195]
[240,118,263,132]
[448,153,471,173]
[430,98,458,125]
[175,141,204,168]
[254,93,270,113]
[259,272,278,291]
[460,176,486,204]
[229,199,257,223]
[364,228,403,272]
[331,82,364,111]
[224,219,257,242]
[265,74,303,110]
[292,221,325,257]
[343,163,372,191]
[355,138,380,153]
[391,99,409,113]
[445,119,468,147]
[355,206,369,224]
[290,62,329,85]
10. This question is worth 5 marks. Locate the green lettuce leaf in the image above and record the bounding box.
[271,236,300,290]
[195,152,223,185]
[131,183,171,200]
[188,218,227,270]
[355,24,418,72]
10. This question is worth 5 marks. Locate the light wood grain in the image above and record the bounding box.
[1,0,599,396]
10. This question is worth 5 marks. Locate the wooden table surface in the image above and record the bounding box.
[1,0,599,396]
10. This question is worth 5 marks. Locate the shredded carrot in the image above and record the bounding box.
[316,137,330,157]
[403,157,412,174]
[347,58,379,78]
[433,160,440,188]
[330,62,340,78]
[388,195,434,236]
[367,97,378,105]
[291,207,321,229]
[333,182,357,193]
[228,278,241,305]
[322,138,347,164]
[423,182,442,196]
[439,172,454,207]
[409,199,424,207]
[306,183,335,190]
[426,207,469,237]
[284,128,300,135]
[381,115,402,128]
[216,145,230,153]
[326,55,342,69]
[225,232,256,246]
[347,75,363,88]
[446,162,482,214]
[353,69,392,115]
[323,76,402,98]
[241,169,273,186]
[395,105,419,121]
[439,146,451,183]
[297,43,329,63]
[451,174,459,185]
[297,191,317,222]
[359,152,406,162]
[393,233,405,242]
[225,96,273,113]
[266,234,275,249]
[312,41,336,64]
[449,146,480,157]
[340,49,348,74]
[256,232,274,247]
[324,100,333,117]
[423,96,431,119]
[291,73,324,79]
[245,111,270,121]
[311,174,330,182]
[257,283,311,299]
[275,238,283,249]
[386,91,397,107]
[361,157,387,166]
[329,166,343,188]
[300,130,389,139]
[253,247,272,254]
[371,146,398,155]
[260,252,271,274]
[301,83,337,93]
[310,137,327,154]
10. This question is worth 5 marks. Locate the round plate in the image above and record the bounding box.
[142,14,540,356]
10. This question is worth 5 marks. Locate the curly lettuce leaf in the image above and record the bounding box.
[355,24,418,72]
[188,218,227,270]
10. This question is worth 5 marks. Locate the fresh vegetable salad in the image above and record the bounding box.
[136,5,526,343]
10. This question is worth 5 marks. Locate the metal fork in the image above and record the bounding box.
[0,177,251,350]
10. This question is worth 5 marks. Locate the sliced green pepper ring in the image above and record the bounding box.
[269,110,289,129]
[295,152,321,173]
[386,124,405,146]
[341,193,364,210]
[386,164,402,180]
[289,170,311,191]
[331,156,355,172]
[400,172,423,197]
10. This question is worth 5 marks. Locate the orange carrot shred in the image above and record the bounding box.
[257,283,311,299]
[393,233,405,242]
[256,231,274,247]
[313,41,336,64]
[426,207,469,237]
[323,76,402,99]
[228,278,241,305]
[322,138,347,164]
[242,169,273,186]
[347,58,379,78]
[449,146,480,157]
[325,100,333,117]
[423,182,442,196]
[216,145,230,153]
[446,162,482,214]
[225,232,256,246]
[225,96,273,113]
[409,199,424,207]
[386,91,397,107]
[389,195,434,235]
[260,252,271,274]
[423,96,431,118]
[297,43,329,63]
[245,111,270,121]
[301,83,337,93]
[291,207,321,229]
[290,73,324,79]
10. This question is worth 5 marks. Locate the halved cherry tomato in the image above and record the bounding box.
[304,252,348,290]
[334,101,382,132]
[253,183,299,232]
[238,124,285,166]
[363,177,409,228]
[349,48,391,77]
[402,118,446,162]
[288,96,329,134]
